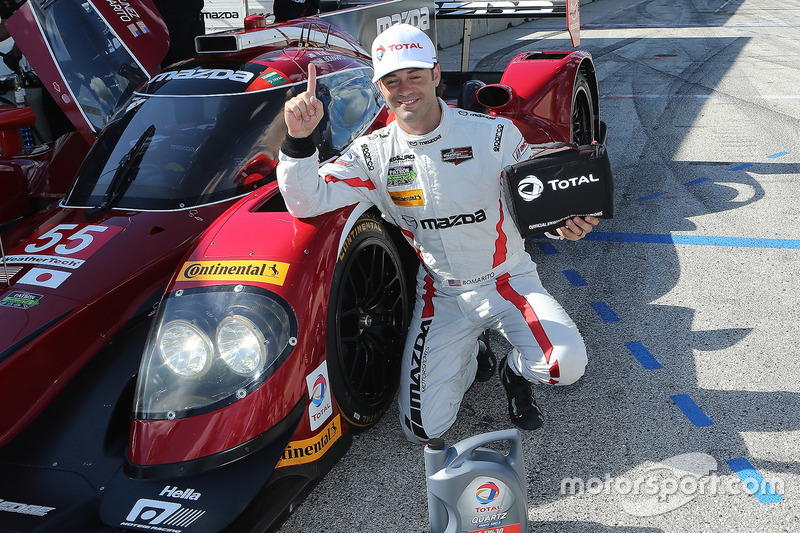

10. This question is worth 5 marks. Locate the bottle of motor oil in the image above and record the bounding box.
[425,429,528,533]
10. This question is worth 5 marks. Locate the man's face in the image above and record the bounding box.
[378,65,442,135]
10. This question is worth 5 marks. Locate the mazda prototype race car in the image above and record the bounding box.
[0,0,602,531]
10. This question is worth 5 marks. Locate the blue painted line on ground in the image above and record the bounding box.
[625,341,663,369]
[684,177,710,186]
[729,163,753,171]
[563,269,587,286]
[767,152,789,158]
[670,394,713,427]
[538,241,559,255]
[726,458,784,504]
[636,192,664,201]
[591,302,620,322]
[583,232,800,250]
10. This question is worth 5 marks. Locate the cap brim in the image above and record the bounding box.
[372,60,435,83]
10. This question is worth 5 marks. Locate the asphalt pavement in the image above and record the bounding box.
[279,0,800,531]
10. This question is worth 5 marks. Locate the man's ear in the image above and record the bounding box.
[433,63,442,87]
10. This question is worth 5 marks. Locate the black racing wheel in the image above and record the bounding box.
[326,211,410,430]
[571,71,596,145]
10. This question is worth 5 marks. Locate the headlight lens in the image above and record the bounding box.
[135,286,297,420]
[158,320,213,377]
[216,315,266,376]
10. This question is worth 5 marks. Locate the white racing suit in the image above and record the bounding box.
[278,100,587,443]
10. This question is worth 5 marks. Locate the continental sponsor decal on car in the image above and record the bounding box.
[1,291,44,309]
[177,260,289,286]
[276,415,341,467]
[389,189,425,207]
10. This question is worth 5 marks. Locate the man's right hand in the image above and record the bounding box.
[284,62,324,139]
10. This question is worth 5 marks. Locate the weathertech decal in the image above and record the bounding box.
[177,260,289,286]
[390,189,425,206]
[276,415,341,467]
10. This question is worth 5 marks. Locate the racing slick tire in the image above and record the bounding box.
[326,211,411,431]
[572,71,596,145]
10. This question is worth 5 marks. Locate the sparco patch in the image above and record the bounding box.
[441,147,474,165]
[361,144,374,171]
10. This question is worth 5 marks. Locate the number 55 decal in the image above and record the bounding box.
[10,223,123,268]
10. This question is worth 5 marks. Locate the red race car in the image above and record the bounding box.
[0,1,602,531]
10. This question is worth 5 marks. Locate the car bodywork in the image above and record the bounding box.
[0,1,602,531]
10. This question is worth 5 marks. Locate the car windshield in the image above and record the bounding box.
[33,0,149,133]
[64,89,290,210]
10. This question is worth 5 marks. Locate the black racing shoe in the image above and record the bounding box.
[475,330,497,382]
[500,356,544,430]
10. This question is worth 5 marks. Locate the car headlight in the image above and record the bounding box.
[159,320,213,377]
[216,315,266,376]
[135,286,297,420]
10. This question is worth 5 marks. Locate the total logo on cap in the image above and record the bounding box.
[371,23,437,82]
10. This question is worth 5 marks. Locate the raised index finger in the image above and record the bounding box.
[307,62,316,95]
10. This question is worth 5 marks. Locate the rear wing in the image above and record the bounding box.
[435,0,580,75]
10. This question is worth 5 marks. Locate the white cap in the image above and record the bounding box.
[371,24,437,82]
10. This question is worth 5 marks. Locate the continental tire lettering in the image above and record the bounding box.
[338,221,382,261]
[405,318,431,440]
[275,415,341,467]
[420,209,486,229]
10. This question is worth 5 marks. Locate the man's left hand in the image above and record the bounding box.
[557,216,599,241]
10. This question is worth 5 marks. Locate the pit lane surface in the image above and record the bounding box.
[279,0,800,530]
